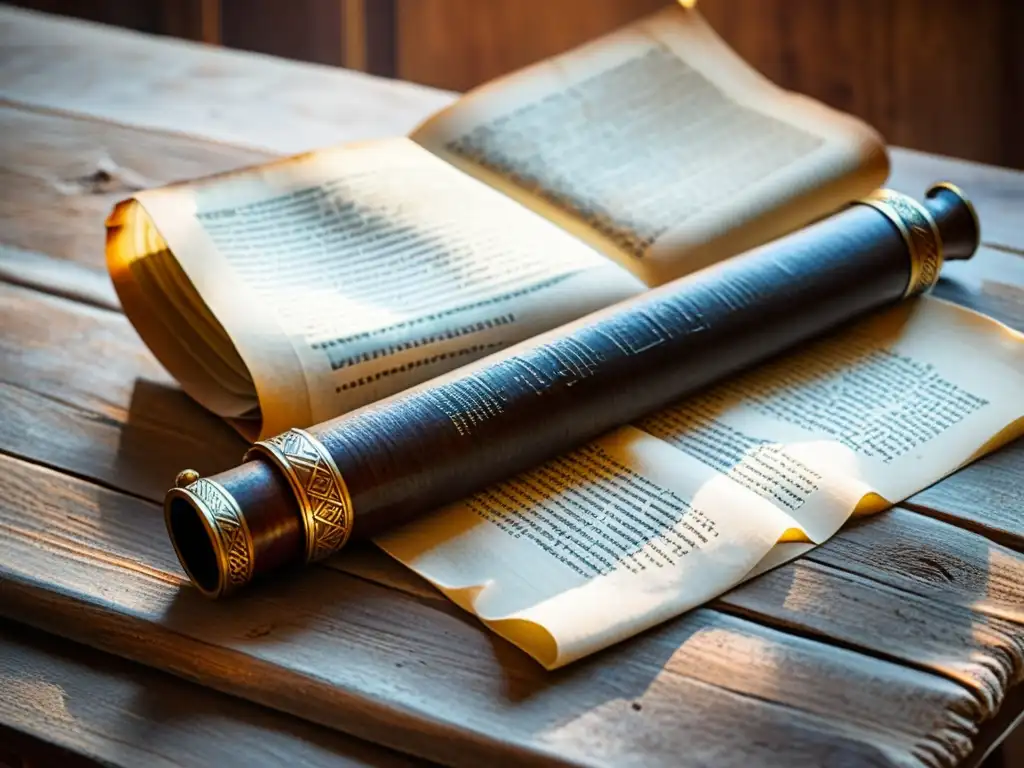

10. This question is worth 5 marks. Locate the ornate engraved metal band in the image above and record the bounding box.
[246,428,354,563]
[857,189,943,297]
[165,475,255,598]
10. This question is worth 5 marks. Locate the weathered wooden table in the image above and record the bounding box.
[2,7,1024,767]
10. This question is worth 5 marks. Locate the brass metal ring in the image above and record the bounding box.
[857,189,943,297]
[165,476,255,598]
[246,428,354,563]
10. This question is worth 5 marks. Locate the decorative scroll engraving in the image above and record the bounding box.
[190,478,254,590]
[859,190,943,297]
[250,429,354,562]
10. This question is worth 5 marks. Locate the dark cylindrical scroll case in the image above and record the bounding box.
[166,184,980,597]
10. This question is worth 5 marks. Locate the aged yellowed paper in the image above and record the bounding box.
[412,3,887,285]
[110,139,643,437]
[377,297,1024,668]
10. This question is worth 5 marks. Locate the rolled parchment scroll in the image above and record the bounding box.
[165,183,980,597]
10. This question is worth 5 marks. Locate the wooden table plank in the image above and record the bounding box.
[0,104,270,269]
[907,442,1024,552]
[807,509,1024,630]
[0,278,246,498]
[0,452,982,768]
[931,245,1024,331]
[1,109,1022,759]
[4,277,1024,765]
[2,8,1023,767]
[722,556,1022,716]
[0,6,452,155]
[0,621,425,768]
[0,243,118,311]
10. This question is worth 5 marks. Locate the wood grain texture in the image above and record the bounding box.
[4,0,167,34]
[362,0,398,78]
[0,125,1022,765]
[2,277,1024,765]
[343,0,369,72]
[2,8,1024,765]
[159,0,220,44]
[0,621,423,768]
[0,452,987,768]
[0,243,118,311]
[0,104,271,268]
[906,440,1024,554]
[721,553,1024,718]
[699,0,1022,169]
[395,0,664,91]
[0,280,247,501]
[220,0,343,67]
[929,246,1024,332]
[806,509,1024,630]
[6,0,220,43]
[0,5,452,155]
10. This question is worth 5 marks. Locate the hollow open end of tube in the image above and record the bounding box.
[164,459,304,598]
[925,182,981,261]
[166,491,224,597]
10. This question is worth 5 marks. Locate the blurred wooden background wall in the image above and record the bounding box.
[10,0,1023,168]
